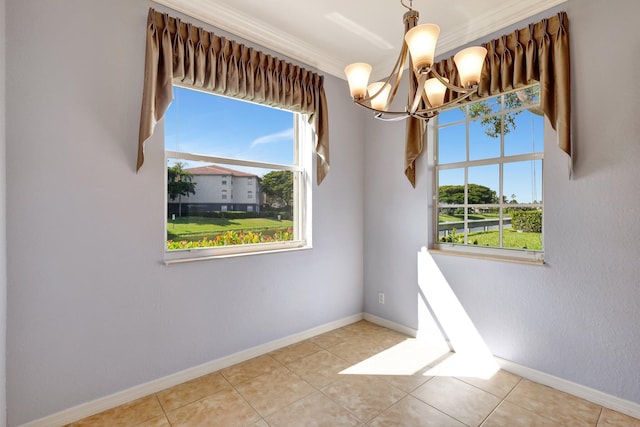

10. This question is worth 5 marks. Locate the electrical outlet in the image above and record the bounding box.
[378,292,385,304]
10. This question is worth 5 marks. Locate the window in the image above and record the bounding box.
[165,86,312,261]
[434,85,544,262]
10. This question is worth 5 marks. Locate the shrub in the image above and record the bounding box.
[440,228,464,244]
[511,210,542,233]
[167,228,294,250]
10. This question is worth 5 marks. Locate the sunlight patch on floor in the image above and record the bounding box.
[339,338,450,376]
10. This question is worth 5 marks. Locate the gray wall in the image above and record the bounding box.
[5,0,364,425]
[364,0,640,404]
[0,0,6,424]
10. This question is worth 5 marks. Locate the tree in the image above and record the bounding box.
[439,184,497,205]
[466,86,542,138]
[260,170,293,208]
[167,162,196,217]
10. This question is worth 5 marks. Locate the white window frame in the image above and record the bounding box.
[165,92,313,264]
[431,86,545,264]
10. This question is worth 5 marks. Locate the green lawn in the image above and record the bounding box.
[454,229,542,250]
[167,216,293,241]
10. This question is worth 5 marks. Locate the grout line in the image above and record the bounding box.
[152,394,172,426]
[594,406,604,427]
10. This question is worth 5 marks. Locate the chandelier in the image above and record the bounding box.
[344,0,488,121]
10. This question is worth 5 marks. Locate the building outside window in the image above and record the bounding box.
[165,86,312,260]
[434,85,544,262]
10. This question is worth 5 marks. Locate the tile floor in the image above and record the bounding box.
[66,321,640,426]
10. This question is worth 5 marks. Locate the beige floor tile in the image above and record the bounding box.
[234,366,315,416]
[265,391,361,426]
[597,408,640,427]
[378,372,433,394]
[166,387,260,427]
[270,340,323,364]
[481,401,557,426]
[311,327,353,349]
[412,376,501,426]
[220,354,283,385]
[369,395,466,427]
[252,420,270,427]
[506,380,602,425]
[327,339,390,364]
[456,369,522,398]
[340,321,388,336]
[286,349,352,388]
[156,371,233,411]
[321,375,406,422]
[65,395,164,427]
[134,415,171,427]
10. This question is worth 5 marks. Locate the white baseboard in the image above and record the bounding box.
[19,313,364,427]
[20,312,640,426]
[363,313,418,338]
[496,357,640,420]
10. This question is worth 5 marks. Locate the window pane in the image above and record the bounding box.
[466,206,500,247]
[503,160,542,204]
[469,118,501,160]
[438,124,466,164]
[438,207,464,244]
[503,208,543,250]
[504,111,544,156]
[467,165,498,205]
[167,158,295,251]
[438,168,464,205]
[438,107,465,125]
[165,87,295,165]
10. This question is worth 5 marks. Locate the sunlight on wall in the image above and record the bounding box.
[338,248,499,380]
[418,247,498,379]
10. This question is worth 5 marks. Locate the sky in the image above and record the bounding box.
[166,86,543,203]
[165,86,294,176]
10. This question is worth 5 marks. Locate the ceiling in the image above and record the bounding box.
[152,0,566,81]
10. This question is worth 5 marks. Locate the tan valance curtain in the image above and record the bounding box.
[406,11,570,186]
[138,9,330,184]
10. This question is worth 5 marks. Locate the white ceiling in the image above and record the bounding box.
[152,0,566,80]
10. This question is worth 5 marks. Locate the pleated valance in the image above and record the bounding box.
[405,11,570,186]
[138,9,330,184]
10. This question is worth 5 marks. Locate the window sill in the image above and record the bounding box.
[429,246,544,265]
[164,241,311,265]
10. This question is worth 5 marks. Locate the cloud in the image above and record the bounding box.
[250,128,293,148]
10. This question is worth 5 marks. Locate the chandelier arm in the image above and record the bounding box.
[429,68,477,94]
[385,43,409,107]
[413,89,478,118]
[353,44,406,104]
[375,112,412,122]
[409,73,428,114]
[353,99,411,117]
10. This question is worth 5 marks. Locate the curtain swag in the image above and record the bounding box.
[138,8,330,185]
[405,11,570,186]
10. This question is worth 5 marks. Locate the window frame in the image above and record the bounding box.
[431,85,545,264]
[164,89,313,264]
